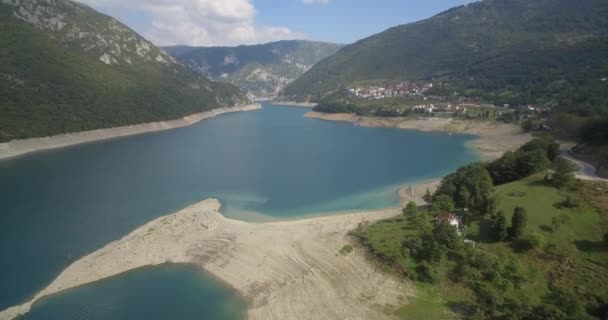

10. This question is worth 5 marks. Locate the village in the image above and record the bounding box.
[339,81,555,123]
[347,81,434,100]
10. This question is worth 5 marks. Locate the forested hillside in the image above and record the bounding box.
[0,0,249,142]
[281,0,608,115]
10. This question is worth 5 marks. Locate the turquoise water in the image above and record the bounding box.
[0,103,478,315]
[21,264,245,320]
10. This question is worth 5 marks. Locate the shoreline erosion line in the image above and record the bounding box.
[0,103,262,160]
[0,109,532,320]
[304,111,533,161]
[0,199,410,320]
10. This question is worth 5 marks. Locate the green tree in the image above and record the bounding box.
[403,201,418,216]
[489,138,558,185]
[551,158,575,189]
[423,188,432,203]
[488,151,519,184]
[458,186,471,209]
[516,149,551,177]
[433,194,455,212]
[494,211,508,241]
[547,142,560,162]
[484,196,499,216]
[508,207,528,239]
[433,221,462,250]
[435,163,494,214]
[415,210,433,234]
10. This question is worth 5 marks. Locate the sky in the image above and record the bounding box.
[79,0,474,47]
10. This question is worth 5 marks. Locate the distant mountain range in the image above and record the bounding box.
[280,0,608,115]
[0,0,249,142]
[164,41,343,100]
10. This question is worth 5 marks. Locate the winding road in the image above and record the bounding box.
[561,152,608,182]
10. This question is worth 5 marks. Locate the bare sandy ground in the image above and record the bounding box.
[398,180,441,206]
[0,110,533,320]
[271,101,318,107]
[0,104,262,160]
[305,112,533,161]
[0,199,410,320]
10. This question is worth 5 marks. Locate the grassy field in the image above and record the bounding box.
[493,175,602,245]
[355,174,608,319]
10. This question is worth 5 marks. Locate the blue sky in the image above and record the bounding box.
[255,0,471,44]
[81,0,472,46]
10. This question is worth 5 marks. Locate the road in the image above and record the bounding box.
[561,152,608,182]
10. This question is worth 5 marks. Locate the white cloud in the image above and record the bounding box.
[78,0,305,46]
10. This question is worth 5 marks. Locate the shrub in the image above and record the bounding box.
[414,262,441,284]
[560,195,581,208]
[339,244,353,256]
[551,213,570,231]
[526,232,545,250]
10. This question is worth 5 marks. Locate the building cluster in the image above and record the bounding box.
[413,103,474,114]
[347,82,434,100]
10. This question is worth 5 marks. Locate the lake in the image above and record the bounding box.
[0,103,478,316]
[20,264,245,320]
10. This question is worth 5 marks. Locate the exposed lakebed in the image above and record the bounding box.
[0,103,478,317]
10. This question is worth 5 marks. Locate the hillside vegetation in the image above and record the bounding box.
[281,0,608,115]
[0,0,248,142]
[355,138,608,319]
[164,41,343,99]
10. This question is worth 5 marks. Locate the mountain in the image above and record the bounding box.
[0,0,249,142]
[280,0,608,115]
[164,40,343,100]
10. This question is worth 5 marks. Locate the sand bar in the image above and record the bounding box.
[0,199,410,320]
[305,112,533,161]
[0,104,262,160]
[0,110,534,320]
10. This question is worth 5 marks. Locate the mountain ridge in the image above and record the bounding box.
[164,40,343,99]
[0,0,249,142]
[280,0,608,115]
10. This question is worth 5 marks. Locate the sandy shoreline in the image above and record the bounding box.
[0,199,410,320]
[305,112,533,161]
[0,104,262,160]
[0,110,532,320]
[270,101,318,107]
[398,180,441,206]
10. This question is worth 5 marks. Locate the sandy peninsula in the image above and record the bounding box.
[0,110,531,320]
[305,112,533,161]
[270,101,318,108]
[0,104,262,160]
[0,199,410,320]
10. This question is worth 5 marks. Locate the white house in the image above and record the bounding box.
[436,212,463,234]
